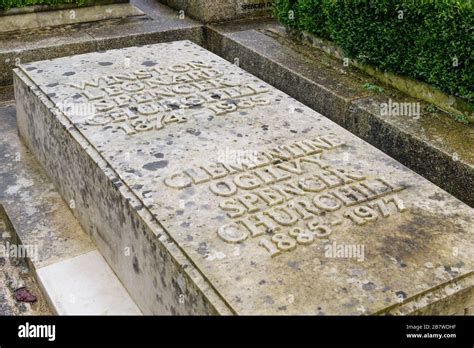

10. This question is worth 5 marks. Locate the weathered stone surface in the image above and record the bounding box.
[14,41,474,315]
[158,0,273,23]
[293,30,474,123]
[0,102,94,269]
[204,24,474,206]
[0,0,128,16]
[0,3,144,33]
[0,0,204,86]
[347,94,474,207]
[1,98,141,315]
[0,0,130,17]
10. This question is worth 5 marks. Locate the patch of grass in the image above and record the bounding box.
[425,104,472,124]
[362,82,384,93]
[426,104,437,114]
[454,114,469,125]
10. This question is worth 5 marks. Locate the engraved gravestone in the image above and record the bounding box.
[14,41,474,315]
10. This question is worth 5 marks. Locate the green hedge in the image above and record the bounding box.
[0,0,86,11]
[273,0,473,103]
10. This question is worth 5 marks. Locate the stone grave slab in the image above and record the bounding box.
[14,41,474,315]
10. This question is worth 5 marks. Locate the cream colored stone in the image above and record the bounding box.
[14,41,474,315]
[37,251,142,315]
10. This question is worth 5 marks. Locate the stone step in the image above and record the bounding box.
[0,102,141,315]
[13,40,474,315]
[36,250,142,315]
[0,0,204,86]
[0,3,145,34]
[204,22,473,207]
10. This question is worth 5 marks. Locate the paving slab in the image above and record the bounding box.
[13,40,474,315]
[37,250,142,315]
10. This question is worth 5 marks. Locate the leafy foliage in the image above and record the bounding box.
[273,0,474,102]
[1,0,87,11]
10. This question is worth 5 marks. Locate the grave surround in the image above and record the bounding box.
[0,1,144,34]
[14,41,474,314]
[158,0,272,23]
[203,25,474,206]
